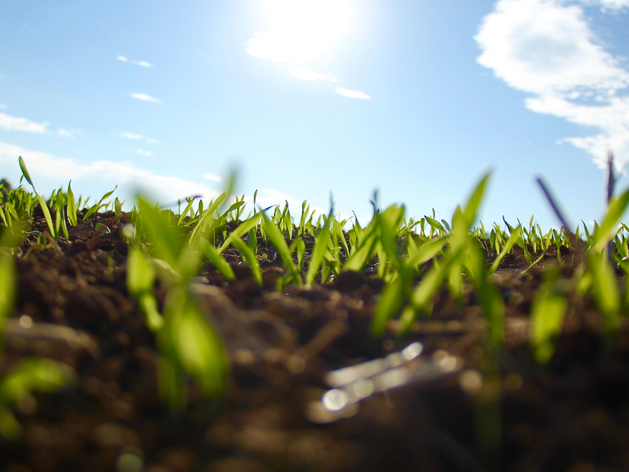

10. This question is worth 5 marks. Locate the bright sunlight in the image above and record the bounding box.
[246,0,352,63]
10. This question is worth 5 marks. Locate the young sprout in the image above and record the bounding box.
[127,196,230,411]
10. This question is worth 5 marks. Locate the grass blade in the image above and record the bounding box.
[230,238,263,285]
[261,209,302,285]
[168,290,229,397]
[201,241,235,281]
[588,250,621,331]
[18,156,36,193]
[593,188,629,252]
[530,276,568,364]
[306,208,334,285]
[372,275,404,335]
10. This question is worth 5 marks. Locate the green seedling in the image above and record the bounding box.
[19,157,59,241]
[128,197,229,411]
[530,269,569,363]
[229,237,263,285]
[305,207,334,286]
[83,186,118,221]
[127,244,164,331]
[489,226,522,273]
[261,207,303,285]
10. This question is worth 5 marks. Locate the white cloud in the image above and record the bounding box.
[335,88,372,100]
[289,67,338,82]
[476,0,629,168]
[57,128,81,139]
[0,112,48,134]
[131,93,162,103]
[136,149,153,157]
[0,141,220,204]
[122,132,159,144]
[574,0,629,10]
[203,172,222,182]
[117,55,153,68]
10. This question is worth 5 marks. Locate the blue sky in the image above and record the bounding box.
[1,0,628,230]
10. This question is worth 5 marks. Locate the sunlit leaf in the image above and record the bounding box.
[462,172,490,231]
[530,279,568,364]
[230,237,262,285]
[490,226,522,273]
[377,205,405,271]
[593,188,629,252]
[202,240,235,281]
[36,195,56,240]
[372,275,405,336]
[261,209,303,285]
[66,181,78,227]
[588,251,621,331]
[138,197,187,268]
[0,255,16,334]
[218,213,263,254]
[18,156,36,193]
[168,292,229,396]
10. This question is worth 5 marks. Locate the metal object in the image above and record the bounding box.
[317,342,461,419]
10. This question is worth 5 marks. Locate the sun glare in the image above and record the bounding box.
[247,0,352,63]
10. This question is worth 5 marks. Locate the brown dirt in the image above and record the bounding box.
[2,211,629,472]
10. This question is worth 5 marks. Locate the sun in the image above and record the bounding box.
[247,0,352,63]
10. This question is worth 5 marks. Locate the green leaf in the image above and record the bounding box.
[0,255,16,336]
[588,250,621,331]
[127,245,163,331]
[138,197,187,269]
[406,235,448,271]
[83,186,118,220]
[261,209,302,285]
[35,195,56,240]
[593,188,629,252]
[18,156,36,193]
[530,281,568,364]
[465,239,505,345]
[343,223,379,273]
[218,213,262,254]
[168,292,229,396]
[188,193,227,250]
[139,293,164,332]
[462,172,490,231]
[410,257,456,313]
[202,241,235,281]
[0,358,75,405]
[377,205,405,271]
[230,238,263,285]
[306,207,334,285]
[372,275,405,335]
[424,216,445,234]
[0,407,21,439]
[490,226,522,273]
[155,327,186,412]
[66,181,78,226]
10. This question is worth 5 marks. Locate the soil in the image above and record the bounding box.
[2,210,629,472]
